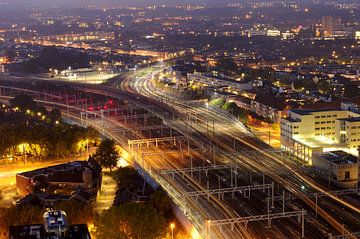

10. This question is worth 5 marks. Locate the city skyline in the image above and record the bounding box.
[0,0,360,238]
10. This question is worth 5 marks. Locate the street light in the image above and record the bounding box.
[206,219,211,239]
[170,223,175,239]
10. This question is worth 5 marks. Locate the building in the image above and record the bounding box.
[250,99,287,123]
[356,31,360,41]
[33,31,115,43]
[281,102,360,164]
[314,151,359,188]
[9,225,44,239]
[322,16,342,37]
[16,159,101,196]
[266,29,281,37]
[16,189,95,208]
[187,72,253,93]
[9,211,91,239]
[43,210,69,238]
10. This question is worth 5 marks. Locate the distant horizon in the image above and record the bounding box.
[0,0,358,9]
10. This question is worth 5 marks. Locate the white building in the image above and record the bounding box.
[267,29,281,37]
[281,102,360,164]
[356,31,360,40]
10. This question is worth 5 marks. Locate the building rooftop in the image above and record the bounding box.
[321,151,358,165]
[43,210,69,233]
[337,117,360,122]
[290,108,341,116]
[9,223,91,239]
[19,161,89,179]
[9,224,44,239]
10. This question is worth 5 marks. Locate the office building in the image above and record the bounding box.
[356,31,360,40]
[322,16,342,37]
[281,102,360,164]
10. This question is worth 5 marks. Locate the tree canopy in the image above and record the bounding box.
[10,94,40,112]
[110,167,137,187]
[20,46,90,73]
[92,139,119,171]
[0,100,99,160]
[95,203,167,239]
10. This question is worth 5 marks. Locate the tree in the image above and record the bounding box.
[217,58,238,73]
[55,199,94,225]
[49,109,61,123]
[92,139,118,171]
[149,190,172,220]
[111,167,137,187]
[317,80,331,94]
[344,83,359,98]
[0,205,43,238]
[10,94,37,111]
[96,203,167,239]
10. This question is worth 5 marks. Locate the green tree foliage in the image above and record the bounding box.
[209,98,225,107]
[95,203,167,239]
[93,139,118,171]
[10,94,38,112]
[317,80,331,94]
[49,109,61,123]
[110,166,137,187]
[222,102,248,124]
[20,46,90,73]
[0,106,99,159]
[55,199,94,225]
[149,190,172,220]
[0,205,43,238]
[217,58,238,73]
[344,82,359,98]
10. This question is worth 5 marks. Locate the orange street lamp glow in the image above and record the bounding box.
[170,223,175,239]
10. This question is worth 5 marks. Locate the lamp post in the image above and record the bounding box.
[170,223,175,239]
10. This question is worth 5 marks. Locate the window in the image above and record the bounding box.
[345,171,350,180]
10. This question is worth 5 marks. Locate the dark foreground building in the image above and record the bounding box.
[16,159,101,197]
[9,210,91,239]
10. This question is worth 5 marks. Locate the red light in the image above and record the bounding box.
[98,106,101,110]
[89,107,93,111]
[109,100,113,105]
[104,105,108,109]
